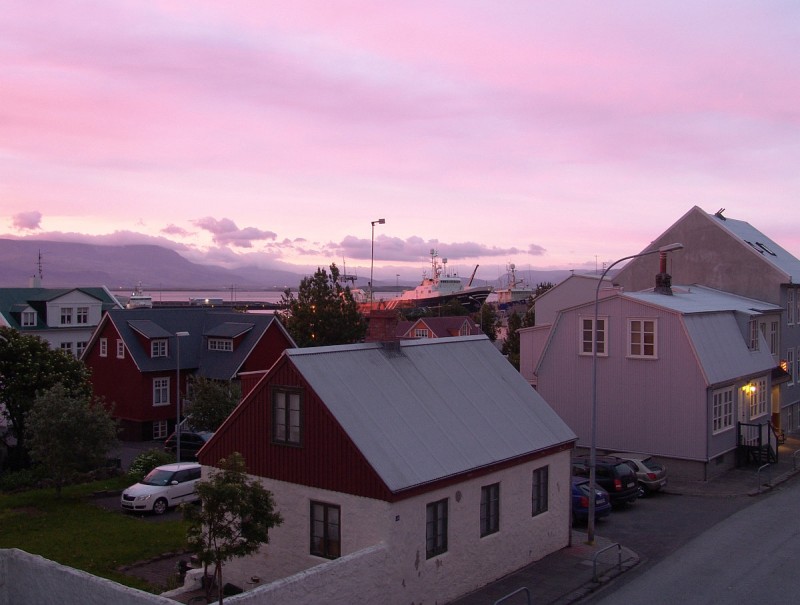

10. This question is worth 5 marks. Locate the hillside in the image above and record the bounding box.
[0,239,302,290]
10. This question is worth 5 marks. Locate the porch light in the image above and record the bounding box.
[743,383,756,394]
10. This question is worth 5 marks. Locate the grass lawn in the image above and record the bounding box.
[0,475,190,593]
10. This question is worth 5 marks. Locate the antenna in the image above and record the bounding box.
[37,250,44,281]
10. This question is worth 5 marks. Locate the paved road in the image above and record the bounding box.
[584,477,800,603]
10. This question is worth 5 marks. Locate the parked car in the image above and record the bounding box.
[609,453,668,496]
[571,476,612,524]
[121,462,202,515]
[571,455,639,506]
[164,430,214,461]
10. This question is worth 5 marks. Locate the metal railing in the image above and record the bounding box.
[494,587,531,605]
[792,449,800,471]
[755,463,772,493]
[592,543,623,582]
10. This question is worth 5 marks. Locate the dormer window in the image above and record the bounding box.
[21,310,36,327]
[151,339,168,358]
[208,338,233,352]
[61,307,73,325]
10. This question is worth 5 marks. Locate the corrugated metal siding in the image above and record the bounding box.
[200,357,394,502]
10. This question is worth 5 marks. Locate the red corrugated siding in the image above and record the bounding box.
[201,356,394,501]
[239,323,293,373]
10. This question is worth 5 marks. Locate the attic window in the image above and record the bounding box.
[21,310,36,327]
[208,338,233,352]
[151,339,168,358]
[755,242,777,256]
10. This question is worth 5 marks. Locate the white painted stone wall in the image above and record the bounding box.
[0,549,174,605]
[210,449,572,604]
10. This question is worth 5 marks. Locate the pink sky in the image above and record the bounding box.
[2,1,799,283]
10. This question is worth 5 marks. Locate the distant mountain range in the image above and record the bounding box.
[0,238,573,292]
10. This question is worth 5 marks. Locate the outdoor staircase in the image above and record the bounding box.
[736,422,780,467]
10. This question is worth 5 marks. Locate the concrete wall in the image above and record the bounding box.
[0,549,174,605]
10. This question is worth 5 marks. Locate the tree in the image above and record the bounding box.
[475,304,500,341]
[25,384,119,494]
[279,264,367,347]
[502,311,523,370]
[185,377,242,432]
[183,452,283,604]
[0,327,92,469]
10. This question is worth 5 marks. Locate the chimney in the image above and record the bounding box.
[653,251,673,295]
[365,309,401,342]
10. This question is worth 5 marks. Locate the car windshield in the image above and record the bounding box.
[614,463,634,477]
[141,469,174,486]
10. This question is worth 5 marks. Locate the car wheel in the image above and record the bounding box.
[153,498,168,515]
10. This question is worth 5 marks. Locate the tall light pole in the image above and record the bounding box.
[587,242,683,543]
[175,331,190,462]
[370,218,385,306]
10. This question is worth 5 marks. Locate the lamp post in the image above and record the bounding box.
[175,331,190,462]
[370,218,385,306]
[587,242,683,543]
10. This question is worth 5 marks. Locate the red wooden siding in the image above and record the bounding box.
[201,356,395,502]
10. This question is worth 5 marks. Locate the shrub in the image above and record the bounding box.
[128,449,175,482]
[0,465,49,492]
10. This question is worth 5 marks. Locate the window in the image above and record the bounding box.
[208,338,233,352]
[459,323,470,336]
[61,307,73,325]
[796,347,800,388]
[426,499,448,558]
[580,317,606,356]
[99,338,107,357]
[414,328,430,338]
[789,349,795,385]
[712,387,734,433]
[151,339,168,357]
[153,420,168,440]
[21,310,36,327]
[76,307,89,324]
[153,377,170,406]
[60,342,73,355]
[116,339,125,359]
[789,289,796,326]
[532,466,549,516]
[76,341,87,357]
[770,321,778,356]
[310,501,341,559]
[747,378,768,418]
[272,388,302,445]
[480,483,500,537]
[748,319,759,351]
[628,319,657,358]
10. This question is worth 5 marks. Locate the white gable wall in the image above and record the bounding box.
[212,449,572,605]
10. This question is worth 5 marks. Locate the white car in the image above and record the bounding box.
[121,462,202,515]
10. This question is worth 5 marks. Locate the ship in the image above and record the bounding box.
[125,282,153,309]
[494,263,534,310]
[385,249,493,312]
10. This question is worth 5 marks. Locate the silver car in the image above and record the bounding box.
[121,462,202,515]
[609,453,668,496]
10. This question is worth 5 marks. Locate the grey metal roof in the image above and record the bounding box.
[682,313,776,385]
[286,336,576,492]
[105,308,290,379]
[712,213,800,282]
[623,285,781,316]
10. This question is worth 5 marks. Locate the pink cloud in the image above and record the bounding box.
[12,211,42,230]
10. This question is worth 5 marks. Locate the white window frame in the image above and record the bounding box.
[748,319,759,351]
[770,321,778,356]
[60,307,73,325]
[580,316,607,356]
[76,341,87,358]
[60,342,73,355]
[116,339,125,359]
[152,420,168,440]
[628,318,657,358]
[414,328,430,339]
[748,377,768,419]
[151,339,168,357]
[76,307,89,325]
[789,349,795,385]
[208,338,233,352]
[712,386,734,434]
[796,347,800,388]
[789,289,796,326]
[99,338,108,357]
[153,377,170,407]
[21,310,36,327]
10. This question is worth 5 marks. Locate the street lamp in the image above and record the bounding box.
[370,218,385,306]
[175,331,190,462]
[587,242,683,543]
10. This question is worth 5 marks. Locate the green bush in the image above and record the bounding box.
[0,465,49,492]
[127,448,175,482]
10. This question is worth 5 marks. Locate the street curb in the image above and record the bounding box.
[553,550,640,605]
